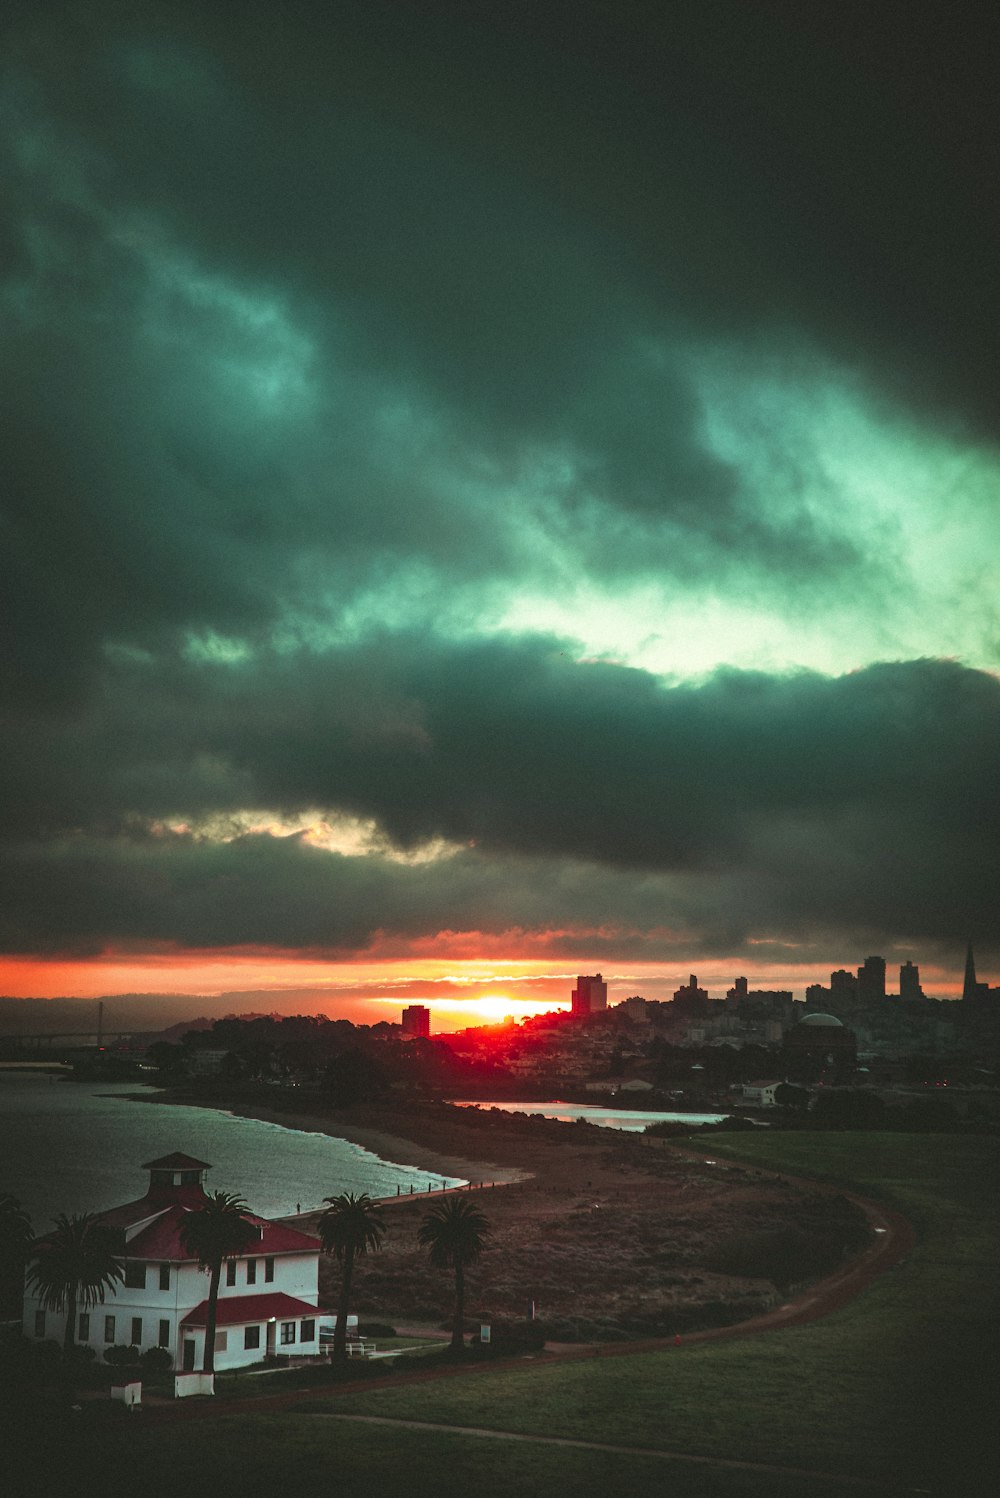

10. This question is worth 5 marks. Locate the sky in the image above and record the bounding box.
[2,1,998,1030]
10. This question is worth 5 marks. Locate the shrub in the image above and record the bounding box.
[139,1346,173,1372]
[705,1226,842,1291]
[64,1343,97,1366]
[103,1344,141,1367]
[477,1317,547,1355]
[644,1120,698,1138]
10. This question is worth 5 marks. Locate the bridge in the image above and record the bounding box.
[0,1030,161,1053]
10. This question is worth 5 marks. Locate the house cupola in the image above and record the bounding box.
[141,1152,211,1204]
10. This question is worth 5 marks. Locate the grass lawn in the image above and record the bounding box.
[324,1133,1000,1490]
[42,1133,997,1498]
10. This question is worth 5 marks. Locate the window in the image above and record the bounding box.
[246,1259,257,1285]
[300,1319,315,1343]
[180,1170,200,1186]
[79,1313,90,1341]
[280,1321,295,1345]
[244,1325,261,1351]
[131,1317,142,1347]
[34,1310,45,1338]
[158,1319,170,1348]
[159,1264,170,1291]
[213,1331,228,1354]
[226,1261,237,1287]
[264,1256,274,1283]
[104,1315,116,1343]
[124,1261,146,1290]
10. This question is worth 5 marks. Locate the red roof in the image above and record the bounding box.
[116,1204,319,1261]
[141,1152,212,1170]
[181,1292,321,1328]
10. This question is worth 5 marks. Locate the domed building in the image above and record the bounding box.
[783,1011,857,1079]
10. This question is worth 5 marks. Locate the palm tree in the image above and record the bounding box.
[179,1191,259,1375]
[26,1213,124,1352]
[418,1196,490,1351]
[0,1193,33,1314]
[319,1193,385,1360]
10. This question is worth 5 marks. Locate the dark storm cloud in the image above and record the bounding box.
[1,2,998,969]
[1,638,997,953]
[4,0,986,708]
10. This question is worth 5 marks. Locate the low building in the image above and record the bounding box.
[742,1080,781,1107]
[23,1151,325,1372]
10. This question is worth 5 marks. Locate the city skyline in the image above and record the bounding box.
[2,3,999,1025]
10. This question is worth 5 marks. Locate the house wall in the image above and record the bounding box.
[23,1249,320,1370]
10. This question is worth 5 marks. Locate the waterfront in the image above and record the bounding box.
[452,1099,729,1130]
[0,1071,465,1226]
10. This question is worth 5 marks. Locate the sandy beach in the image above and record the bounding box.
[135,1089,532,1191]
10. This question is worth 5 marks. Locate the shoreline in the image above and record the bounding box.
[127,1088,532,1193]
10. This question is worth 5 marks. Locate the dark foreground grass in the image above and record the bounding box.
[16,1412,881,1498]
[324,1133,999,1492]
[20,1133,995,1498]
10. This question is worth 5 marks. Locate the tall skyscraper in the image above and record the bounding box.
[401,1004,430,1038]
[857,955,886,1004]
[571,973,608,1016]
[899,960,923,1000]
[962,944,988,1001]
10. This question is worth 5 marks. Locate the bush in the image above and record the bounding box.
[64,1343,97,1366]
[139,1346,173,1372]
[704,1225,849,1291]
[103,1344,141,1367]
[477,1317,547,1356]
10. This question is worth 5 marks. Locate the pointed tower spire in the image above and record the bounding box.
[963,942,978,1001]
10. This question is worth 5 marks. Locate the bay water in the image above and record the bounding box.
[0,1070,464,1229]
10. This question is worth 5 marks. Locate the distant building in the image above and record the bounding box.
[621,996,649,1021]
[186,1049,230,1077]
[726,976,750,1008]
[857,956,886,1004]
[401,1005,431,1039]
[742,1080,781,1107]
[899,961,924,1000]
[571,974,608,1016]
[784,1011,857,1064]
[962,944,990,1002]
[673,974,709,1004]
[830,969,859,1002]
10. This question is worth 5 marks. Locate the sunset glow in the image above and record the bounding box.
[0,947,969,1036]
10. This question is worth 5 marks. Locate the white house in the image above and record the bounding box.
[23,1151,329,1372]
[741,1080,782,1107]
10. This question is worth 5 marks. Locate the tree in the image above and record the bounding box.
[318,1193,385,1360]
[322,1048,383,1107]
[774,1082,811,1112]
[0,1194,33,1315]
[25,1213,124,1352]
[179,1191,259,1375]
[418,1196,490,1351]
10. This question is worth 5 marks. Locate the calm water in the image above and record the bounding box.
[0,1071,464,1228]
[453,1100,729,1131]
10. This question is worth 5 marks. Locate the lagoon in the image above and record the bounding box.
[452,1099,729,1131]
